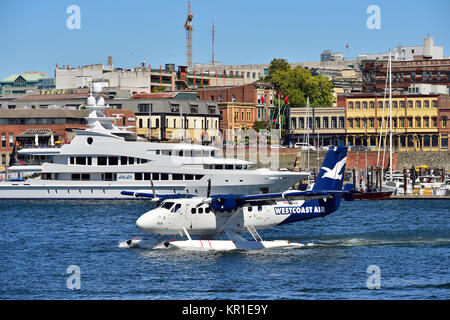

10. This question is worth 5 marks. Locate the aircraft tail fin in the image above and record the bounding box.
[312,146,348,191]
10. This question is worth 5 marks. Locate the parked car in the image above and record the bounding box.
[294,142,316,151]
[350,146,370,151]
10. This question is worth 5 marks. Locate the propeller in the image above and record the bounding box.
[207,178,211,198]
[196,178,213,208]
[149,179,160,203]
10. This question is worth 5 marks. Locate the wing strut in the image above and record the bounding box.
[246,225,263,242]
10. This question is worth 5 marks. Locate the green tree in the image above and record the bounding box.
[252,120,269,131]
[265,59,335,107]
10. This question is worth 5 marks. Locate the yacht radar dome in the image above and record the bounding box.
[97,97,105,106]
[92,83,102,94]
[87,96,96,106]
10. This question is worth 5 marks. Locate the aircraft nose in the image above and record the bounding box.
[136,212,154,232]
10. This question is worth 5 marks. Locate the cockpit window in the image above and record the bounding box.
[171,203,182,213]
[160,201,175,210]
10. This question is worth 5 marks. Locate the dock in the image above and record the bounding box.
[390,195,450,200]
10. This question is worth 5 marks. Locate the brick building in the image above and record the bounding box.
[196,83,276,140]
[0,109,88,166]
[361,57,450,92]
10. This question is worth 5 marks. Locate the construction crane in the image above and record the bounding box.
[184,2,193,69]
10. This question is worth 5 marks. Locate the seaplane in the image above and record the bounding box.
[121,146,354,251]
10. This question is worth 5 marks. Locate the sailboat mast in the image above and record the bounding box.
[306,97,310,171]
[389,49,393,181]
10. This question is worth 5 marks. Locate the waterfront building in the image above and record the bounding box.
[361,57,450,93]
[196,83,275,122]
[114,98,221,143]
[286,106,346,146]
[338,92,450,151]
[357,35,444,62]
[0,109,88,166]
[0,72,52,97]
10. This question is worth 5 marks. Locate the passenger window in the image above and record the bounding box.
[205,207,210,213]
[191,208,196,214]
[172,204,181,213]
[248,206,253,212]
[257,205,263,212]
[198,208,203,214]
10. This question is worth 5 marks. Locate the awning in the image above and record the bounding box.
[16,129,55,138]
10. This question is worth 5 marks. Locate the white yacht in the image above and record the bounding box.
[0,87,307,199]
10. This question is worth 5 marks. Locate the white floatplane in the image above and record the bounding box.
[122,146,354,251]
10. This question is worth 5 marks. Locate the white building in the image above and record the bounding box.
[358,35,444,61]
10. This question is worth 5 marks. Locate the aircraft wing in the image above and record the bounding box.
[120,190,195,201]
[238,187,354,203]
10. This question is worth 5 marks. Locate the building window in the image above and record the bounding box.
[424,135,430,147]
[299,118,304,129]
[370,101,374,109]
[1,134,6,148]
[348,102,353,109]
[348,119,353,128]
[291,118,297,129]
[363,102,367,109]
[393,101,398,108]
[315,117,321,129]
[424,117,429,128]
[323,117,329,129]
[190,105,198,113]
[432,100,437,108]
[369,118,375,128]
[400,118,405,128]
[355,101,360,109]
[408,101,413,108]
[432,135,438,147]
[416,117,421,128]
[331,117,337,129]
[378,101,383,109]
[441,134,448,149]
[9,133,13,148]
[416,101,421,108]
[138,104,150,113]
[400,101,405,108]
[355,118,360,128]
[424,100,429,108]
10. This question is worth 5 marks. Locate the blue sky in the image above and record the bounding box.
[0,0,449,80]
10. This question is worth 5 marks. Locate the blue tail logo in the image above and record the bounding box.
[312,146,348,191]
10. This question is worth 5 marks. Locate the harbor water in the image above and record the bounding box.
[0,199,448,299]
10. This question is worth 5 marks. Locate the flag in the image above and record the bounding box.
[283,96,289,104]
[277,91,281,98]
[261,95,265,104]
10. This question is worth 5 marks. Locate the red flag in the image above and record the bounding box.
[277,91,281,98]
[283,96,289,104]
[261,95,265,104]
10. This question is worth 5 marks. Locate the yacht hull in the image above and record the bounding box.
[0,173,305,199]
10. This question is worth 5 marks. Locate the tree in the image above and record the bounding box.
[265,59,335,107]
[252,120,269,131]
